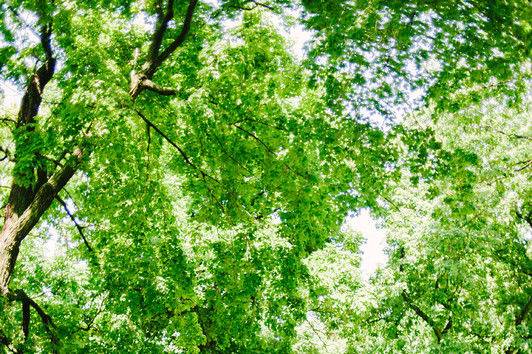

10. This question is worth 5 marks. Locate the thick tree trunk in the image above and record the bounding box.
[0,23,56,294]
[0,218,23,295]
[0,162,79,293]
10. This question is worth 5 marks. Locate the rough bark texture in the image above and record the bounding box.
[0,24,57,295]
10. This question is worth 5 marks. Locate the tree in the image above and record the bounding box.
[310,97,530,353]
[0,0,529,352]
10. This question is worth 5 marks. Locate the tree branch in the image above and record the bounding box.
[233,0,274,11]
[55,196,93,253]
[141,78,179,96]
[134,109,219,183]
[0,327,21,353]
[152,0,199,74]
[130,0,198,99]
[148,0,176,67]
[8,289,59,349]
[402,291,442,343]
[233,123,310,180]
[0,146,13,162]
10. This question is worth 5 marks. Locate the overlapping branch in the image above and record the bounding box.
[134,109,218,184]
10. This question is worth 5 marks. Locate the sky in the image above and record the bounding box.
[345,210,387,280]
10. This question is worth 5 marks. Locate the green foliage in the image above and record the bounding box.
[0,0,529,352]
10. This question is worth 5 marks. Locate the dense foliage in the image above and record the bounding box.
[0,0,529,352]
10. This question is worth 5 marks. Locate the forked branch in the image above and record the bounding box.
[7,289,59,349]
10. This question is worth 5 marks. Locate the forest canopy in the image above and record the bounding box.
[0,0,530,352]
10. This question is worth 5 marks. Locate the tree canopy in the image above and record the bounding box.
[0,0,529,352]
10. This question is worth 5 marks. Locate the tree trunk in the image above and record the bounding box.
[0,160,80,294]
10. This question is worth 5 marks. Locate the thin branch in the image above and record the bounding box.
[134,109,219,183]
[0,327,20,353]
[141,79,178,96]
[79,295,106,332]
[233,124,275,154]
[441,317,452,336]
[305,318,328,349]
[0,117,17,125]
[402,291,442,343]
[231,0,274,11]
[514,159,531,172]
[249,0,274,10]
[205,128,252,174]
[56,195,93,253]
[233,124,310,180]
[0,146,13,162]
[7,6,40,39]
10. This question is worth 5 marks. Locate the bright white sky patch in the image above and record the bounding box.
[0,81,22,109]
[344,209,387,280]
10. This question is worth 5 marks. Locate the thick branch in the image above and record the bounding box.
[9,289,59,348]
[0,151,83,292]
[15,153,82,244]
[148,0,176,66]
[17,23,55,127]
[7,19,56,221]
[150,0,199,75]
[141,78,178,96]
[130,0,198,99]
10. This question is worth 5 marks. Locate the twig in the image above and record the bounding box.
[401,290,451,343]
[233,124,310,180]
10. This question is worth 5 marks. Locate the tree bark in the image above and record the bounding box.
[0,158,81,294]
[0,22,57,295]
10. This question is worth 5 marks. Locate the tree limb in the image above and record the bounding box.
[55,196,93,253]
[130,0,198,99]
[402,291,444,343]
[232,0,274,11]
[148,0,176,67]
[7,289,59,349]
[151,0,199,75]
[0,327,21,353]
[134,109,219,183]
[141,78,179,96]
